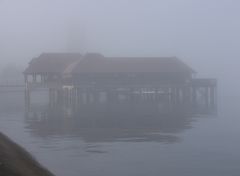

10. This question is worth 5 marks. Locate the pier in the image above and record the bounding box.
[23,53,217,114]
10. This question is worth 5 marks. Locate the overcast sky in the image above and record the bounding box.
[0,0,240,89]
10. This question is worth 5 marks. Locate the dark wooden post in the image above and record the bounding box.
[33,73,36,83]
[176,87,180,105]
[57,89,63,105]
[183,85,191,109]
[25,86,30,111]
[170,87,176,107]
[192,86,197,107]
[210,86,215,109]
[205,87,209,109]
[24,74,30,111]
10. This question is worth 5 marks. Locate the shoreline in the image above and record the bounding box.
[0,132,54,176]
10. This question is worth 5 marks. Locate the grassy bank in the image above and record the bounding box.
[0,132,54,176]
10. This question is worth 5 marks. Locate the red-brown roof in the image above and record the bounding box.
[23,53,81,74]
[24,53,195,74]
[71,55,195,74]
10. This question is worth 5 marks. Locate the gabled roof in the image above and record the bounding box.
[24,53,195,75]
[71,54,195,74]
[23,53,82,74]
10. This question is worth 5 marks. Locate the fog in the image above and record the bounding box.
[1,0,240,89]
[0,1,240,175]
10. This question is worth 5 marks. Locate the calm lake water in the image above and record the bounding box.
[0,91,240,176]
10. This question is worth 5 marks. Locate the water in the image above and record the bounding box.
[0,92,240,176]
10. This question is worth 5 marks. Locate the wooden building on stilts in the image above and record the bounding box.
[23,53,217,114]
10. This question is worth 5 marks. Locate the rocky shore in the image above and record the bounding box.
[0,132,54,176]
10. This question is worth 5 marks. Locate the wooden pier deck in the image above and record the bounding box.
[24,78,217,114]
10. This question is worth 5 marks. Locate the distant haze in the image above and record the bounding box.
[0,0,240,94]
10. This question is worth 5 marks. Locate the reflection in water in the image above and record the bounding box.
[25,101,213,147]
[1,92,224,176]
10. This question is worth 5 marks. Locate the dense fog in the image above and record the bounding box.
[0,0,240,94]
[1,1,240,176]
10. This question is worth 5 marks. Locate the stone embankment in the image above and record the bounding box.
[0,132,54,176]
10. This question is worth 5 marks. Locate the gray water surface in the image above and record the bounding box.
[0,92,239,176]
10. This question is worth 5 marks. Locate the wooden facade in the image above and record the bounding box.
[23,53,217,114]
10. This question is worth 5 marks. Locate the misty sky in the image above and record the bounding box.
[0,0,240,87]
